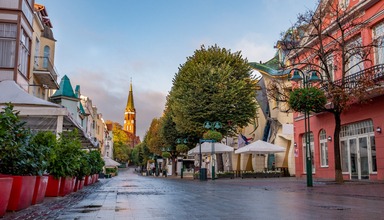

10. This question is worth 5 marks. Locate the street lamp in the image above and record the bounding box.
[290,69,322,187]
[176,138,188,178]
[201,121,222,180]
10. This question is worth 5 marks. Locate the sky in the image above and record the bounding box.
[36,0,318,140]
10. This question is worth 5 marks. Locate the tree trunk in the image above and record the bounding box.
[333,111,344,183]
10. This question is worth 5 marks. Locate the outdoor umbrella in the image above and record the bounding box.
[103,156,121,168]
[188,142,234,155]
[234,140,285,154]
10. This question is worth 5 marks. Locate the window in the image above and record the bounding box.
[319,130,329,167]
[346,37,364,76]
[370,136,377,172]
[321,54,334,81]
[0,23,17,68]
[18,28,30,77]
[302,132,315,173]
[373,21,384,65]
[339,0,349,10]
[43,45,50,68]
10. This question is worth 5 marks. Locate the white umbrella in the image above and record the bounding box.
[188,142,234,155]
[235,140,285,154]
[103,156,121,167]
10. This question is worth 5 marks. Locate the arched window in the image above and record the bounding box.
[319,130,328,167]
[43,45,50,68]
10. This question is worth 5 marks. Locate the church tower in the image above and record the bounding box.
[124,81,136,137]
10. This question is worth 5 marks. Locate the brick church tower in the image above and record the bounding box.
[124,81,136,138]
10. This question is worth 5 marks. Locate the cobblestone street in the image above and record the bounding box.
[3,168,384,220]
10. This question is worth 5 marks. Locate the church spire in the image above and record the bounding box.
[126,80,135,112]
[124,79,136,138]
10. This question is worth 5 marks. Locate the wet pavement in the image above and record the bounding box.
[3,168,384,220]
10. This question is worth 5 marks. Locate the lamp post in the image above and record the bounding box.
[176,138,188,178]
[290,69,321,187]
[202,121,222,180]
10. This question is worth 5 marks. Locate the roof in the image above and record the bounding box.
[249,62,291,77]
[51,75,78,100]
[126,82,135,112]
[0,80,60,107]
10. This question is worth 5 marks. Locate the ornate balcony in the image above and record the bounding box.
[321,64,384,94]
[33,56,59,89]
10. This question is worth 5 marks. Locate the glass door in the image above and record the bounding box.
[349,137,369,179]
[359,137,369,179]
[349,139,358,179]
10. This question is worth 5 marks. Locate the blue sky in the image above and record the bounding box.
[36,0,318,140]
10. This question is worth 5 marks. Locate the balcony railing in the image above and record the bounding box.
[321,64,384,92]
[33,56,59,89]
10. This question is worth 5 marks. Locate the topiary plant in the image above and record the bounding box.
[203,130,223,142]
[288,87,326,113]
[176,144,189,153]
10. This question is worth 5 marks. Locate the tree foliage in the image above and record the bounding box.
[112,122,131,163]
[168,45,258,138]
[145,118,164,155]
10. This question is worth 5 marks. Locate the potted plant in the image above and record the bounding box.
[0,104,40,211]
[74,151,91,192]
[45,129,82,197]
[29,131,56,205]
[90,150,104,182]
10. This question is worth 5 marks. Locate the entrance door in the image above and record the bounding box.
[349,137,369,179]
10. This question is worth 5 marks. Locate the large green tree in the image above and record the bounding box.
[168,45,258,138]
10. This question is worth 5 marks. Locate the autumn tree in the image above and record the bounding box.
[168,45,258,139]
[112,122,131,163]
[275,0,381,183]
[145,118,164,155]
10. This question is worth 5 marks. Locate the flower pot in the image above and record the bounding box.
[84,175,91,186]
[59,177,73,197]
[78,179,85,190]
[7,176,36,211]
[70,177,77,192]
[92,174,97,183]
[0,177,13,217]
[45,175,61,197]
[31,175,48,205]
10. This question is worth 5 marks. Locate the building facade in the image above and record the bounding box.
[0,0,35,91]
[289,0,384,181]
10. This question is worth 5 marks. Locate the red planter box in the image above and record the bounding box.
[32,175,48,205]
[84,175,92,186]
[0,177,13,217]
[78,179,85,190]
[70,177,77,192]
[91,174,96,184]
[7,176,36,211]
[45,175,61,197]
[59,177,73,197]
[73,179,85,192]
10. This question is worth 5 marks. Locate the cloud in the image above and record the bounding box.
[234,34,276,63]
[68,70,166,141]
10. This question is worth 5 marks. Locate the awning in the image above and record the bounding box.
[103,156,121,168]
[188,142,234,155]
[235,140,285,154]
[0,80,97,148]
